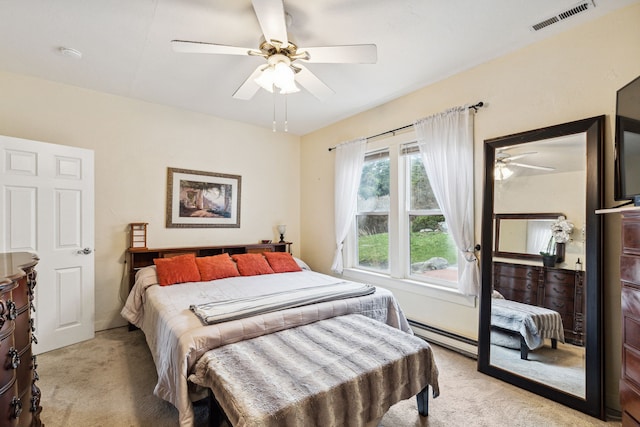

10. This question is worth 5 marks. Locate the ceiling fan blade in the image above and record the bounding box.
[294,64,335,101]
[171,40,255,56]
[232,65,265,100]
[301,44,378,64]
[252,0,289,47]
[510,162,555,171]
[506,152,537,161]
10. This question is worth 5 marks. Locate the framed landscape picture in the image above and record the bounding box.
[166,167,241,228]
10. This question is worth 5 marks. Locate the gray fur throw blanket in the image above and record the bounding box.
[190,314,439,427]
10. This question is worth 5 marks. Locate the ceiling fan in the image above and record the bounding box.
[495,150,554,180]
[171,0,377,101]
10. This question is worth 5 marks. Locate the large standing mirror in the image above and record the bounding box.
[478,116,604,419]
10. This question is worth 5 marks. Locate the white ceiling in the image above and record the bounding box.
[1,0,637,135]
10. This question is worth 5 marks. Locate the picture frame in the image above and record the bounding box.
[166,167,241,228]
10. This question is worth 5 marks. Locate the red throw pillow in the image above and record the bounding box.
[231,253,275,276]
[263,252,302,273]
[153,254,201,286]
[196,254,240,281]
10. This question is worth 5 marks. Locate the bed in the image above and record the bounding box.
[490,296,565,360]
[121,245,439,426]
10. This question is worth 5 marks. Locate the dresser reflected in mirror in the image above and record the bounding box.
[478,116,604,419]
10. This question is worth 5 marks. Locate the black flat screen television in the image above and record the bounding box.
[615,75,640,207]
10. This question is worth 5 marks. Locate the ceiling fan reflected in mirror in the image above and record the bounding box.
[494,150,555,180]
[171,0,377,101]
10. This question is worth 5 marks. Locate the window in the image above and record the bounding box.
[350,134,458,288]
[356,151,390,271]
[405,148,458,284]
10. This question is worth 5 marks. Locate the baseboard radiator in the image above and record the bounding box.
[408,319,478,359]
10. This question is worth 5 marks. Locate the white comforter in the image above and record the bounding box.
[120,266,411,427]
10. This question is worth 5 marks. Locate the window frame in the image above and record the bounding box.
[345,131,459,290]
[352,148,393,275]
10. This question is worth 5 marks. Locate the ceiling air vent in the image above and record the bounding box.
[530,1,596,32]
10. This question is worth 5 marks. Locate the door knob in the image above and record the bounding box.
[77,247,93,255]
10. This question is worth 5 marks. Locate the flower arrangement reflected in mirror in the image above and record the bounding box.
[540,215,574,265]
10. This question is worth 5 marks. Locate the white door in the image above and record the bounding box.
[0,134,95,354]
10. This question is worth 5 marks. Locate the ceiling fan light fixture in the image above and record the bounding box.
[255,67,275,92]
[272,61,295,89]
[495,163,514,181]
[278,81,300,94]
[255,54,298,94]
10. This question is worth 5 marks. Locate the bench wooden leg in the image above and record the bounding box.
[416,386,429,416]
[520,336,529,360]
[208,389,229,427]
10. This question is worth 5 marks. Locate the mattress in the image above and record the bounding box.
[121,266,411,427]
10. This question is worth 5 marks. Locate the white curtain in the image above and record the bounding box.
[414,107,479,296]
[331,137,366,274]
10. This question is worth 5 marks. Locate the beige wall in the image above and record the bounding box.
[0,72,301,331]
[495,170,586,268]
[300,4,640,411]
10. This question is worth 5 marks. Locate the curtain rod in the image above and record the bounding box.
[328,101,484,151]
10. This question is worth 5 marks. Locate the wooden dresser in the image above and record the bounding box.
[0,252,43,427]
[621,210,640,426]
[493,261,585,345]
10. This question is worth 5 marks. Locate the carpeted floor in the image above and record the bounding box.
[490,341,586,397]
[37,326,620,427]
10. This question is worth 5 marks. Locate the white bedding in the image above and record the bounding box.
[120,266,411,427]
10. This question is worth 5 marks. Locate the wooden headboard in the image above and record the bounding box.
[126,242,291,291]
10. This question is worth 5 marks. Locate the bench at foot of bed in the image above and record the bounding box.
[190,314,440,427]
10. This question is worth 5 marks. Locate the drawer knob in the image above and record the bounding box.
[8,347,20,369]
[5,300,17,320]
[10,397,22,419]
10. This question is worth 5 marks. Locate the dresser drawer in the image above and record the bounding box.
[626,315,640,353]
[0,375,18,427]
[9,277,28,314]
[560,313,575,331]
[623,286,640,319]
[623,256,640,286]
[544,269,576,286]
[12,309,29,354]
[622,379,640,427]
[624,344,640,391]
[15,345,32,399]
[0,324,16,389]
[544,280,574,300]
[494,262,540,280]
[623,217,640,256]
[495,287,537,305]
[542,295,574,317]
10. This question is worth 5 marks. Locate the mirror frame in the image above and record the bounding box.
[478,116,604,419]
[493,212,564,260]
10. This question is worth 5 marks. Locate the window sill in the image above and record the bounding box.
[341,268,477,308]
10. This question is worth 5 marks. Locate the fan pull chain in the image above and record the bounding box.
[284,94,288,133]
[272,87,276,132]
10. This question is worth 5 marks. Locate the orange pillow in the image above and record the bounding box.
[263,252,302,273]
[154,254,201,286]
[231,253,275,276]
[196,254,240,281]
